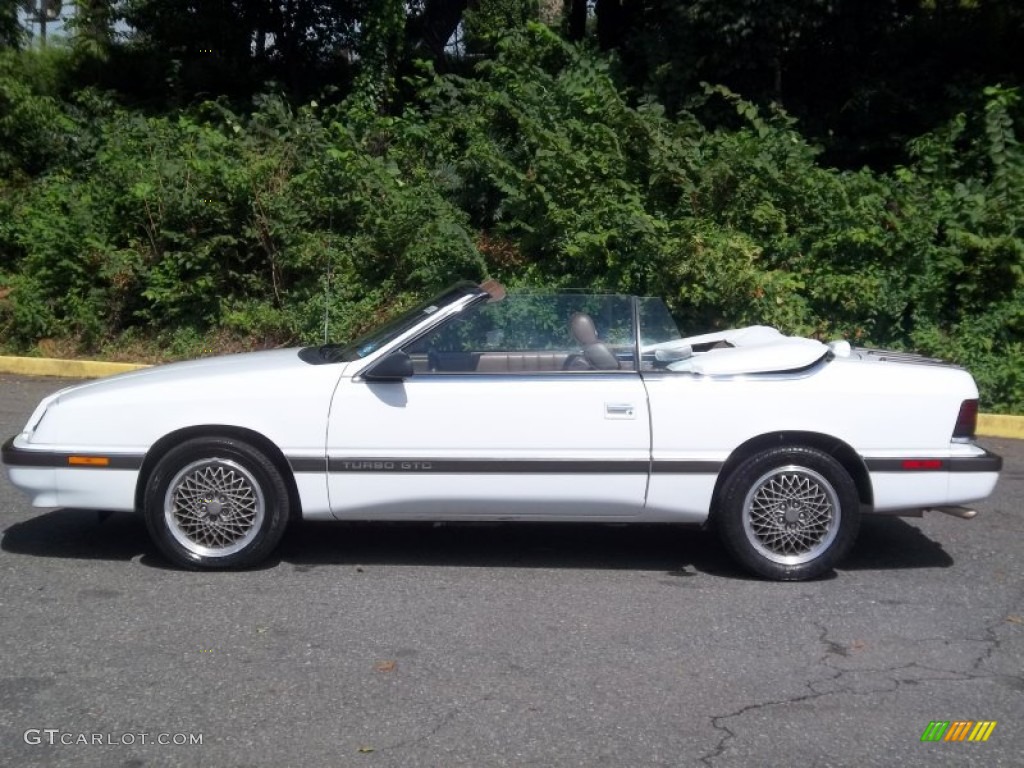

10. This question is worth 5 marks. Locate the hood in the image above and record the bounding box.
[53,348,341,404]
[23,347,348,449]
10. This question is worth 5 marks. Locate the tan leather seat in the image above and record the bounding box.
[474,352,572,373]
[569,313,620,370]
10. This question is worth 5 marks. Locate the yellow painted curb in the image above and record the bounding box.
[977,413,1024,440]
[0,356,150,378]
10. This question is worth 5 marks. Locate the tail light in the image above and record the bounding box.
[953,399,978,440]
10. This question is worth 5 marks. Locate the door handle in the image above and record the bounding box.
[605,403,636,419]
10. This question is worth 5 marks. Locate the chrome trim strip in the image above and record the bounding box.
[400,370,641,378]
[639,354,830,381]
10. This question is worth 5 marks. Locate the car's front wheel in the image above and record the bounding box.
[717,446,860,581]
[143,437,290,569]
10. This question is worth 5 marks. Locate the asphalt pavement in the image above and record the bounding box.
[1,373,1021,768]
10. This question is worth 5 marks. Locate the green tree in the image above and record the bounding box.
[0,0,22,49]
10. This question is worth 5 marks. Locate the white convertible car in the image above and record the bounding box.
[2,280,1002,579]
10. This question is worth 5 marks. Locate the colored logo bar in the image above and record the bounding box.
[921,721,997,742]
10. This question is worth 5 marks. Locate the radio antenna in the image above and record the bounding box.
[323,218,332,344]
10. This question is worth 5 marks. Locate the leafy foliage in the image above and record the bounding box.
[0,70,484,353]
[0,20,1022,412]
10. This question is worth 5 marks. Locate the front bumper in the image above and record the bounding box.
[3,435,142,511]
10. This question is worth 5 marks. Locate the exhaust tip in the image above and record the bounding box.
[928,506,978,520]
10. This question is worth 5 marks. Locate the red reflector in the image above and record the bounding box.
[902,459,943,470]
[953,399,978,439]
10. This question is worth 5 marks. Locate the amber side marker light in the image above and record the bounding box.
[68,456,110,467]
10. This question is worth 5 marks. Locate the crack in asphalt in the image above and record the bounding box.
[376,694,492,755]
[969,583,1024,677]
[698,615,1020,767]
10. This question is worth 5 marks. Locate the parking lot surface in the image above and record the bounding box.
[1,374,1021,767]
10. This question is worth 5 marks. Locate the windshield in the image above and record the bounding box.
[319,282,486,363]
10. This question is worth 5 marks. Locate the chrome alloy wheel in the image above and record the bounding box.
[163,458,265,558]
[741,465,841,565]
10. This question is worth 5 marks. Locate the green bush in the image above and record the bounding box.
[0,92,484,350]
[0,28,1021,412]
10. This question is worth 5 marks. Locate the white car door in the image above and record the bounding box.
[325,294,651,519]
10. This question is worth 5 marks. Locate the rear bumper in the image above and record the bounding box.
[863,451,1002,474]
[865,449,1002,513]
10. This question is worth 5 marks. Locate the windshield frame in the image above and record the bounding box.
[328,281,488,363]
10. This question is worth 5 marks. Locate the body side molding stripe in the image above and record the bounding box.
[326,458,650,473]
[288,457,327,473]
[7,436,1001,477]
[651,460,725,473]
[2,437,144,470]
[864,452,1002,473]
[288,457,726,474]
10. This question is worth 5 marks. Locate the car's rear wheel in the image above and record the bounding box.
[143,437,289,569]
[717,446,860,581]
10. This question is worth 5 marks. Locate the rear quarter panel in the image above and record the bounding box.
[642,357,981,520]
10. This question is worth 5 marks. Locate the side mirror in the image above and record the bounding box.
[364,351,414,381]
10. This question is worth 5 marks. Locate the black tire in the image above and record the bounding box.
[143,437,290,569]
[717,446,860,581]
